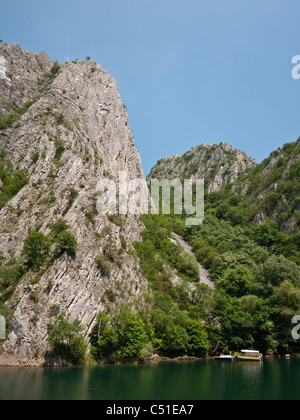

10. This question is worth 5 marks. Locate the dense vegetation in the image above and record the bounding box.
[90,301,210,364]
[91,139,300,362]
[128,209,300,358]
[185,215,300,354]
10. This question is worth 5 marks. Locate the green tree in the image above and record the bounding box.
[90,312,118,361]
[91,309,152,363]
[48,219,77,257]
[115,310,149,363]
[151,308,189,357]
[185,318,210,357]
[48,219,69,240]
[194,246,219,270]
[271,281,300,353]
[213,292,274,353]
[23,231,52,269]
[211,252,254,277]
[55,231,77,256]
[256,255,300,295]
[217,266,254,298]
[48,312,88,364]
[176,253,199,283]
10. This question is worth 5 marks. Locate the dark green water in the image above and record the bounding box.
[0,359,299,400]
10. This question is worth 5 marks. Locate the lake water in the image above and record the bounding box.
[0,359,300,400]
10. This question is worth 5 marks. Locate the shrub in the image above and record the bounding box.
[31,152,39,164]
[48,312,88,364]
[85,211,96,225]
[0,265,23,290]
[50,62,61,76]
[0,151,29,209]
[107,214,124,227]
[176,252,199,283]
[96,255,111,277]
[48,219,69,240]
[62,188,78,216]
[48,219,77,257]
[55,114,65,126]
[23,231,52,269]
[38,65,60,86]
[55,231,77,256]
[54,139,65,160]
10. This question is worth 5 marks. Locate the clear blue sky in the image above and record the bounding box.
[2,0,300,174]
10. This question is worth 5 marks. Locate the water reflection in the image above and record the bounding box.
[0,359,300,400]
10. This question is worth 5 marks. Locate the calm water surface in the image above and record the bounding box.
[0,359,299,400]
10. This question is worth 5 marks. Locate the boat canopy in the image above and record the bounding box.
[241,350,260,353]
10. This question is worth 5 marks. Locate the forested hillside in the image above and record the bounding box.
[68,139,300,362]
[205,139,300,237]
[135,139,300,357]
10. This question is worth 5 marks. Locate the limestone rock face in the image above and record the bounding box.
[0,44,53,115]
[148,142,257,193]
[0,44,147,361]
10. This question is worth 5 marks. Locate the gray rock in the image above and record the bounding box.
[147,142,257,193]
[0,44,148,362]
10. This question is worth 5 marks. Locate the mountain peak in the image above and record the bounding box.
[148,142,257,193]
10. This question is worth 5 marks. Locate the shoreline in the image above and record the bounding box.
[0,354,74,367]
[0,353,297,368]
[0,354,204,368]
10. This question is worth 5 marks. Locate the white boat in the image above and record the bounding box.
[214,353,236,361]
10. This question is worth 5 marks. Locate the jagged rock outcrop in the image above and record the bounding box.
[148,142,257,193]
[147,138,300,234]
[0,44,148,363]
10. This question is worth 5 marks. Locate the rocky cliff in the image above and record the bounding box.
[0,44,148,364]
[148,142,257,193]
[147,138,300,235]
